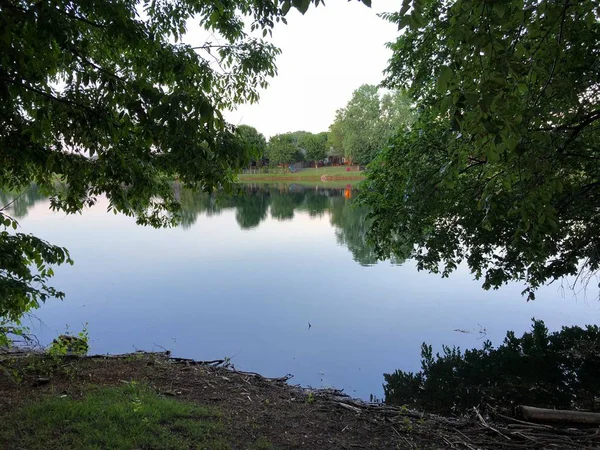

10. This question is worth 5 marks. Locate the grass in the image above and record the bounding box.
[237,166,365,187]
[0,383,235,450]
[238,166,364,179]
[238,178,363,188]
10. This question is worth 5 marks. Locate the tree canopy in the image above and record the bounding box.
[235,125,267,162]
[297,131,328,166]
[362,0,600,299]
[266,133,301,166]
[265,131,329,166]
[330,85,413,164]
[0,0,370,341]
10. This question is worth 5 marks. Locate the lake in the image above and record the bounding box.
[3,184,599,400]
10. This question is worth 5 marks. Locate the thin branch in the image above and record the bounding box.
[0,187,31,213]
[4,77,97,114]
[525,2,570,108]
[69,48,127,83]
[533,0,570,108]
[191,44,234,51]
[459,160,486,175]
[562,152,600,161]
[3,2,106,29]
[60,9,106,29]
[558,110,600,152]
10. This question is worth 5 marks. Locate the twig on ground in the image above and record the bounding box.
[474,407,511,441]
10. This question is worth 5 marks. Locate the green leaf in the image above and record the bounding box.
[465,92,479,106]
[436,66,452,93]
[440,94,453,112]
[493,3,506,18]
[292,0,310,14]
[410,10,424,28]
[399,0,411,15]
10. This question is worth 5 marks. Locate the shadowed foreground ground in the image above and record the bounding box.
[1,352,597,449]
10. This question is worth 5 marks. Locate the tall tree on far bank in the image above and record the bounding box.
[330,85,413,164]
[363,0,600,299]
[337,84,380,164]
[327,111,345,160]
[378,90,414,140]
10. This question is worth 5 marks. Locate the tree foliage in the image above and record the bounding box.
[235,125,267,161]
[0,218,73,346]
[298,131,328,166]
[330,85,413,164]
[266,131,328,166]
[266,133,301,166]
[384,320,600,414]
[327,115,345,158]
[363,0,600,298]
[0,0,370,338]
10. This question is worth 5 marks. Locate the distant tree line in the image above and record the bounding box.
[235,126,330,169]
[234,84,415,170]
[266,131,329,167]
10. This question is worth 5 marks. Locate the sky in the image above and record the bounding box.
[185,1,400,138]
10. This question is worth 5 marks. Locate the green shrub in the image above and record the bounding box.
[384,320,600,415]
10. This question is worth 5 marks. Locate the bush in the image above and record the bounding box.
[383,320,600,415]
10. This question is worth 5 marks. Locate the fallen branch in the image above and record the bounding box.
[337,402,363,414]
[473,407,511,441]
[519,405,600,426]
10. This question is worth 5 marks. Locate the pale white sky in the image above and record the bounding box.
[186,1,400,138]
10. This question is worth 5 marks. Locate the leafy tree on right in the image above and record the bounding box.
[362,0,600,299]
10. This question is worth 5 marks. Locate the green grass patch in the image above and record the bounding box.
[237,166,365,189]
[237,179,363,188]
[249,436,277,449]
[295,166,363,176]
[0,383,230,450]
[238,166,364,180]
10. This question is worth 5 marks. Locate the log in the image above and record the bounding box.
[519,405,600,426]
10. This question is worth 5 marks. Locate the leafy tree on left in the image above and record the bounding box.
[0,0,370,344]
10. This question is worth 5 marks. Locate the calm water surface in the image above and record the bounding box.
[4,185,600,399]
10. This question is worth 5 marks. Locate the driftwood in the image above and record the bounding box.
[519,405,600,426]
[317,393,600,449]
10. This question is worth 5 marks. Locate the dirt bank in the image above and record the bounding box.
[1,351,597,449]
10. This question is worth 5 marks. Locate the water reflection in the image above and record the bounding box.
[1,183,405,267]
[177,185,345,227]
[0,185,48,219]
[178,184,407,267]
